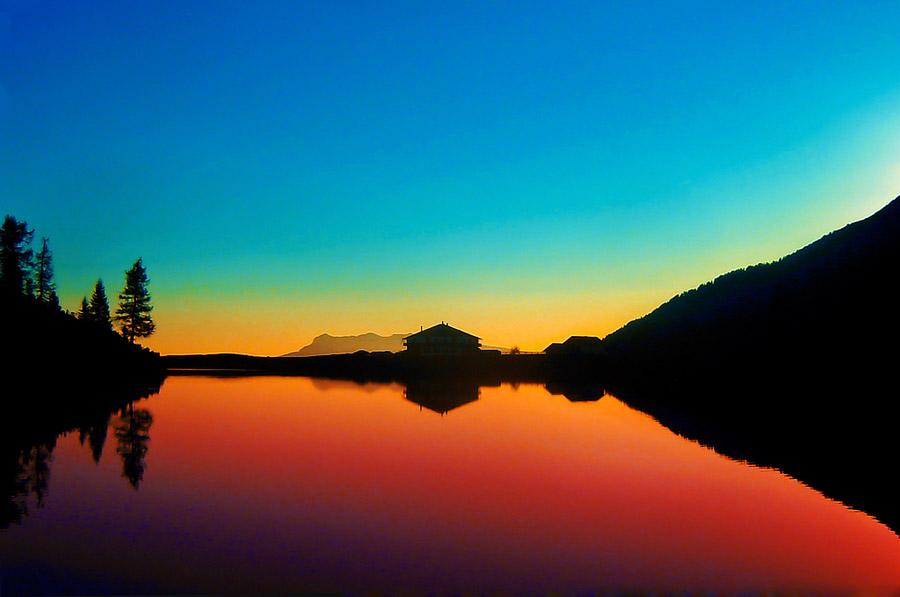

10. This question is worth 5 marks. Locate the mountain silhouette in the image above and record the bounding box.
[282,332,411,356]
[601,195,900,391]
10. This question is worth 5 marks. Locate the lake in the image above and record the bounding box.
[2,375,900,595]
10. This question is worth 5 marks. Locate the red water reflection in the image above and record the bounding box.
[3,376,900,594]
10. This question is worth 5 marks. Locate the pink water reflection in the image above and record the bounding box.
[3,376,899,594]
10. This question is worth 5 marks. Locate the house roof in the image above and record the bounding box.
[404,323,480,341]
[561,335,603,346]
[544,335,604,354]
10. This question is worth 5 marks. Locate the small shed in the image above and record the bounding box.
[544,335,605,356]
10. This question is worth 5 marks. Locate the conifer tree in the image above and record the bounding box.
[77,296,90,320]
[89,279,112,330]
[115,258,154,343]
[48,289,61,311]
[33,237,56,303]
[0,215,34,295]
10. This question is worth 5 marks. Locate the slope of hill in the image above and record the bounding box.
[602,195,900,391]
[1,293,165,401]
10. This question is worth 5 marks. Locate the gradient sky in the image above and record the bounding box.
[2,1,899,355]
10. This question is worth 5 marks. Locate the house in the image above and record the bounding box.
[403,322,481,356]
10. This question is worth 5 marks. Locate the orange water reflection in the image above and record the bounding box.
[4,376,900,594]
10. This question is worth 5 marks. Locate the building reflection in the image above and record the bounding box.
[403,379,482,415]
[543,380,606,402]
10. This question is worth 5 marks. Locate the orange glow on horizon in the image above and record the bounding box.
[147,287,667,355]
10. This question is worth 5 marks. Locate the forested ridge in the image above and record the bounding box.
[602,196,900,393]
[0,214,164,411]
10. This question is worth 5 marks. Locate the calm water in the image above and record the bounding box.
[3,375,900,595]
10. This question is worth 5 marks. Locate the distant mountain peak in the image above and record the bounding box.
[283,332,410,356]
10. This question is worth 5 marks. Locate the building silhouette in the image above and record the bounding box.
[403,323,481,356]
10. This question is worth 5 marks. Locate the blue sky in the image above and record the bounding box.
[2,0,899,353]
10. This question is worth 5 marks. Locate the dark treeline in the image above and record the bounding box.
[0,214,163,384]
[1,214,156,345]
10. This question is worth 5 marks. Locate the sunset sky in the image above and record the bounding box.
[2,1,899,355]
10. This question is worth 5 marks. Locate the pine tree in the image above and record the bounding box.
[77,296,90,320]
[47,289,61,311]
[0,215,34,295]
[89,279,112,330]
[115,258,154,343]
[33,237,56,303]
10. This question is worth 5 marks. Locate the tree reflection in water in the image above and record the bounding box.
[113,402,154,490]
[0,440,55,528]
[1,388,157,529]
[78,414,111,464]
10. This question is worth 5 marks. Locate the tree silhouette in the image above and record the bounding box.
[77,296,90,320]
[115,258,155,343]
[0,215,34,295]
[47,289,60,311]
[32,237,56,303]
[89,280,112,330]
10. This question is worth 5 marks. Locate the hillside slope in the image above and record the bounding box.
[1,293,165,407]
[602,196,900,390]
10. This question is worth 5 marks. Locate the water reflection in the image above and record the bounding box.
[2,376,900,595]
[544,380,605,402]
[404,378,482,414]
[1,382,158,530]
[113,403,154,489]
[0,440,55,528]
[77,415,110,464]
